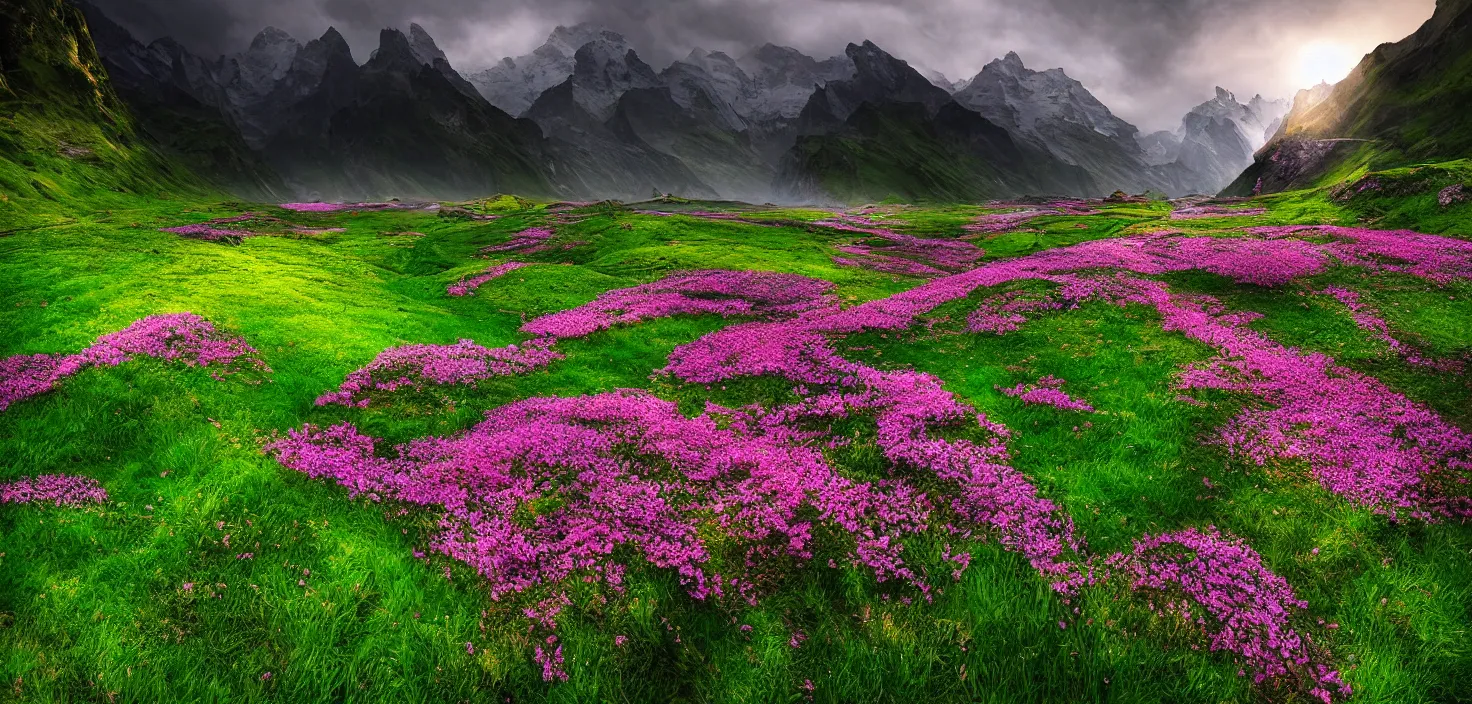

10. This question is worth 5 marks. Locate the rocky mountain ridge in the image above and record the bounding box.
[72,4,1297,203]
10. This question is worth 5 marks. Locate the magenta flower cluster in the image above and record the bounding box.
[447,261,529,297]
[1,313,268,412]
[521,270,834,339]
[817,216,983,276]
[1316,287,1461,371]
[315,338,562,407]
[1247,225,1472,284]
[0,474,108,507]
[321,270,835,406]
[999,376,1094,412]
[1161,284,1472,521]
[967,290,1064,334]
[159,223,256,241]
[1169,205,1268,220]
[964,202,1099,235]
[1108,528,1349,701]
[483,227,555,254]
[271,386,938,682]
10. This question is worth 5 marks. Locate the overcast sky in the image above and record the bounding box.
[86,0,1436,131]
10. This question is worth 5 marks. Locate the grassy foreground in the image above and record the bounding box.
[2,185,1471,703]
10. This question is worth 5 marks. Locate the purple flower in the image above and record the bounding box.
[2,313,268,413]
[482,227,556,254]
[447,261,530,297]
[159,224,256,241]
[0,475,108,506]
[1169,204,1267,220]
[999,376,1094,412]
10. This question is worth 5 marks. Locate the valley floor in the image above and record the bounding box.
[1,185,1471,703]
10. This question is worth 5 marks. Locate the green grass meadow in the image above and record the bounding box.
[2,188,1472,703]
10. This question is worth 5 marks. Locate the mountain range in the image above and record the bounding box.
[11,2,1374,205]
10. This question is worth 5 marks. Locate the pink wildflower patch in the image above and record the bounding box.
[1316,286,1464,373]
[271,389,937,603]
[966,290,1064,334]
[483,227,555,254]
[160,223,256,241]
[1,313,268,412]
[315,338,562,407]
[523,269,834,339]
[817,216,983,275]
[1169,204,1268,220]
[447,261,530,297]
[0,474,108,506]
[323,270,834,406]
[999,376,1094,412]
[1109,528,1351,700]
[964,201,1100,235]
[1246,225,1472,284]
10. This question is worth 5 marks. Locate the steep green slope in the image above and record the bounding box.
[0,0,216,229]
[1227,0,1472,195]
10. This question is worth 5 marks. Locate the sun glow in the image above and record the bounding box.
[1294,41,1361,87]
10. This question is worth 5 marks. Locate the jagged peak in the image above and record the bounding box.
[316,27,352,54]
[978,51,1035,79]
[407,22,448,65]
[844,39,905,69]
[676,47,741,73]
[738,42,850,77]
[368,27,419,68]
[746,43,803,61]
[1214,86,1234,102]
[546,23,625,53]
[250,26,297,51]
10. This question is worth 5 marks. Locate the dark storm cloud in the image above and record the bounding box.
[84,0,1435,130]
